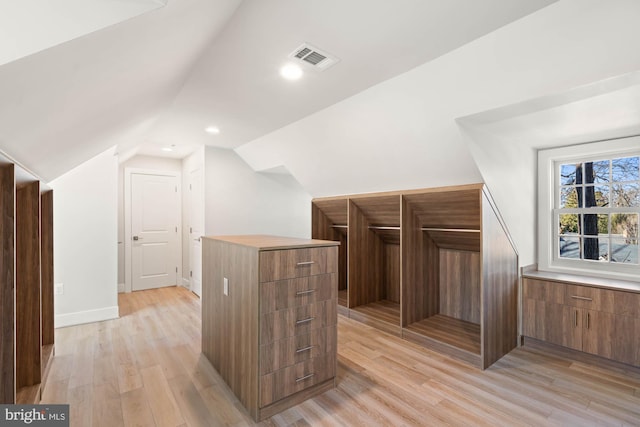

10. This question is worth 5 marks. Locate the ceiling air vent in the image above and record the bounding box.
[289,43,339,71]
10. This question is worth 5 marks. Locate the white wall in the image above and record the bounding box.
[204,147,311,237]
[50,146,118,327]
[235,0,640,266]
[117,154,182,290]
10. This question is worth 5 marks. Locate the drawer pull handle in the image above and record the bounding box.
[296,289,316,296]
[296,345,315,353]
[296,373,315,382]
[296,261,315,266]
[296,317,315,325]
[571,295,593,301]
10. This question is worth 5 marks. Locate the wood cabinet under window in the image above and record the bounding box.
[0,159,54,404]
[202,235,339,421]
[523,275,640,367]
[312,184,519,369]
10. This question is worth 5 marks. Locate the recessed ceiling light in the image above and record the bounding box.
[280,63,303,80]
[162,147,173,152]
[205,126,220,135]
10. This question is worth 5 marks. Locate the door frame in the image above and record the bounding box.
[124,167,182,293]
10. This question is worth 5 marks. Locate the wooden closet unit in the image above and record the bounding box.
[312,184,519,369]
[0,159,54,404]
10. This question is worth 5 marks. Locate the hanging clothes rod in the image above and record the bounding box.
[421,228,480,233]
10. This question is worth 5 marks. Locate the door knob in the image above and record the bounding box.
[133,235,142,241]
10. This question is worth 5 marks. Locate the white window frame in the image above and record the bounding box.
[538,135,640,282]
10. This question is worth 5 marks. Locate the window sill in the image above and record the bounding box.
[522,264,640,293]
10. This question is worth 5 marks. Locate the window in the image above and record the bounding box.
[538,137,640,281]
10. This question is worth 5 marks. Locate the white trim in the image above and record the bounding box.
[118,282,125,293]
[124,167,182,293]
[182,278,190,288]
[55,306,119,328]
[538,135,640,282]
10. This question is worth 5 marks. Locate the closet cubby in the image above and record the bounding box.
[0,157,54,404]
[311,197,349,314]
[348,195,401,336]
[311,184,518,369]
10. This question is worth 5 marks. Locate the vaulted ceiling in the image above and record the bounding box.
[0,0,557,181]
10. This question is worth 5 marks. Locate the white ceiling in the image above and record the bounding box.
[0,0,557,181]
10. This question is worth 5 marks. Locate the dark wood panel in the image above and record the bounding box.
[522,299,582,351]
[564,284,615,312]
[424,229,480,252]
[384,244,400,304]
[259,247,338,282]
[522,278,565,304]
[259,352,336,407]
[349,195,400,227]
[260,273,336,315]
[439,249,480,324]
[403,187,481,229]
[311,198,348,226]
[40,190,54,347]
[259,326,336,375]
[0,164,15,403]
[15,181,41,389]
[481,190,518,369]
[400,198,423,326]
[582,309,615,359]
[611,314,640,366]
[348,201,381,307]
[260,300,337,344]
[201,238,259,420]
[311,202,348,296]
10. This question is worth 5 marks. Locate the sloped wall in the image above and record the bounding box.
[235,0,640,265]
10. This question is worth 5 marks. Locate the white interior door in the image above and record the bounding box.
[131,173,179,291]
[189,167,204,296]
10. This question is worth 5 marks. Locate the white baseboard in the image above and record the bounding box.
[55,305,119,328]
[118,282,125,293]
[182,278,190,288]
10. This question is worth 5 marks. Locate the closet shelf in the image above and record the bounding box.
[421,227,480,233]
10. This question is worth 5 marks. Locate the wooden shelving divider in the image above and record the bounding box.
[311,197,349,315]
[0,158,54,404]
[312,184,518,369]
[0,164,15,404]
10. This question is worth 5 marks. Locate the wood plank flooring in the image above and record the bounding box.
[42,286,640,426]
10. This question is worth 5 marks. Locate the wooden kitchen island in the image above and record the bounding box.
[201,235,339,421]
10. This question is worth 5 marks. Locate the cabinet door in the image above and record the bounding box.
[582,309,615,359]
[611,314,640,366]
[523,298,582,351]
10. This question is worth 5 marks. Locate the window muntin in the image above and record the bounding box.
[555,155,639,265]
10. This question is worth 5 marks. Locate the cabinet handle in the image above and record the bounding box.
[296,345,315,353]
[296,261,315,266]
[296,373,315,382]
[295,317,315,325]
[574,310,578,327]
[571,295,593,302]
[296,289,316,296]
[586,313,590,329]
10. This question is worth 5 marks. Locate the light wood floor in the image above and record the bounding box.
[42,286,640,426]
